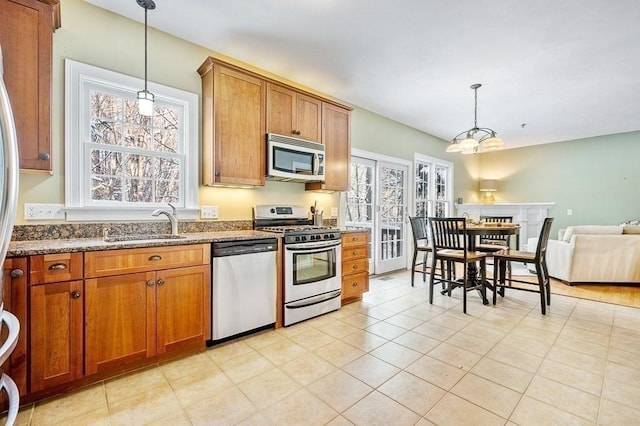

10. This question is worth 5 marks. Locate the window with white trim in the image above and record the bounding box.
[414,154,453,217]
[65,60,199,221]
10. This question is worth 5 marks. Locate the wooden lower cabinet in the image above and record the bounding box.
[2,258,28,397]
[30,280,83,392]
[85,265,210,374]
[341,231,370,304]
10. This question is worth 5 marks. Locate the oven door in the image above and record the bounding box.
[284,240,342,303]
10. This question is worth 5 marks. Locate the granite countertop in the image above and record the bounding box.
[8,230,277,257]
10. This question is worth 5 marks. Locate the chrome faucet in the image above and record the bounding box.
[461,212,470,219]
[152,203,179,236]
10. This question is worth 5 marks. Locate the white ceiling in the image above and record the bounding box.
[85,0,640,149]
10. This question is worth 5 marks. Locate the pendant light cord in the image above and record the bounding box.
[144,5,148,93]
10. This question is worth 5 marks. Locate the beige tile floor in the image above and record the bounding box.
[7,269,640,425]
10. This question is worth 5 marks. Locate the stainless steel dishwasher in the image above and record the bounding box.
[208,238,278,345]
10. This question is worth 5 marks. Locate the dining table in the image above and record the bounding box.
[444,221,520,303]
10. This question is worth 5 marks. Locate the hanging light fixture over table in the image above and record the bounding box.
[446,84,504,154]
[136,0,155,116]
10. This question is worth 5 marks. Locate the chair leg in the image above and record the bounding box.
[535,264,546,315]
[462,271,467,314]
[492,259,498,306]
[480,258,487,306]
[498,259,506,297]
[422,252,428,282]
[411,250,418,287]
[428,255,437,304]
[543,261,551,306]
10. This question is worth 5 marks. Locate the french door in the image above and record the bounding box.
[345,155,408,274]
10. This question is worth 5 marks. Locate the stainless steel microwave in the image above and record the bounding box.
[266,133,325,182]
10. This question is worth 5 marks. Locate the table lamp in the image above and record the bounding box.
[479,179,498,204]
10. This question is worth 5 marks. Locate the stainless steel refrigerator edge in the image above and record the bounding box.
[0,43,23,424]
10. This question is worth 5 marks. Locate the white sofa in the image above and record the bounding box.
[527,225,640,285]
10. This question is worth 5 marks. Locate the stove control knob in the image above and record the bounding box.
[323,234,329,239]
[270,208,275,213]
[300,236,306,242]
[295,236,301,242]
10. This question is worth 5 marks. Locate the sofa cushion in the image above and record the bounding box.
[622,225,640,234]
[561,225,623,242]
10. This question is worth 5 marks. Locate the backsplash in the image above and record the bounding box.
[11,219,338,241]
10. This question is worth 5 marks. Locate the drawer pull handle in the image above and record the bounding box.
[352,237,358,241]
[49,263,68,270]
[10,269,24,278]
[147,280,155,287]
[352,250,358,255]
[352,282,358,287]
[156,278,165,286]
[352,265,358,270]
[148,255,162,261]
[70,290,81,299]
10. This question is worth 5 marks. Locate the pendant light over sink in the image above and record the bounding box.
[446,83,504,154]
[136,0,155,116]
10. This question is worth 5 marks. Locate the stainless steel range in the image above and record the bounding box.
[254,205,342,326]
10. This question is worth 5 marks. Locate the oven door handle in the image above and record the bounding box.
[285,290,342,309]
[285,240,342,251]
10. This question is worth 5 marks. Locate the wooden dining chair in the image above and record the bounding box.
[477,215,514,250]
[492,217,554,314]
[409,216,431,287]
[428,217,488,314]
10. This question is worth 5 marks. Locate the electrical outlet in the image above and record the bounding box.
[24,203,65,220]
[200,205,219,219]
[567,209,573,216]
[330,207,338,217]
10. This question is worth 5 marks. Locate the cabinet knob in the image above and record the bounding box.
[148,255,162,261]
[147,280,155,287]
[352,282,358,287]
[10,269,24,278]
[39,152,50,161]
[49,263,68,270]
[352,264,358,270]
[352,250,358,255]
[70,290,81,299]
[156,278,165,286]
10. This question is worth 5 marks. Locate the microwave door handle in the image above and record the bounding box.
[313,153,319,176]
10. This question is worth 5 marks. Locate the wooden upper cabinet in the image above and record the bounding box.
[198,58,266,186]
[0,0,60,171]
[267,83,322,143]
[306,103,351,192]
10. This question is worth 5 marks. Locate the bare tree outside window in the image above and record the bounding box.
[89,90,181,205]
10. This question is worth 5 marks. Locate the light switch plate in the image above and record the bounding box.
[201,205,219,219]
[25,203,65,220]
[330,207,338,217]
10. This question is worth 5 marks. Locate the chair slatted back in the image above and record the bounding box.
[429,217,467,251]
[479,215,514,244]
[409,216,429,248]
[534,217,554,262]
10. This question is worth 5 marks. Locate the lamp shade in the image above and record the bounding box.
[478,179,498,192]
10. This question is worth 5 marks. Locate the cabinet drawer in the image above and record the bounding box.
[342,258,368,276]
[30,253,83,285]
[342,232,369,248]
[342,272,369,299]
[85,244,211,278]
[342,245,367,261]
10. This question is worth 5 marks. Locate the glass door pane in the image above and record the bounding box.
[345,157,374,271]
[376,161,408,273]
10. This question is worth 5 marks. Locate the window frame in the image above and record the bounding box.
[414,153,454,218]
[64,59,199,221]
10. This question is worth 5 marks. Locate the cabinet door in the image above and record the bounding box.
[306,103,351,191]
[267,84,322,142]
[267,83,296,137]
[203,64,266,186]
[2,258,28,397]
[85,272,155,375]
[296,93,322,142]
[30,280,83,392]
[156,265,210,356]
[0,0,58,171]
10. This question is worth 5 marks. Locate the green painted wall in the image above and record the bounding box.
[478,131,640,235]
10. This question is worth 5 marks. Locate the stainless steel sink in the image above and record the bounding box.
[104,234,187,243]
